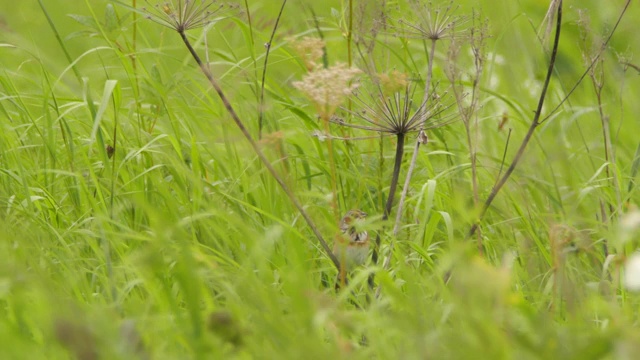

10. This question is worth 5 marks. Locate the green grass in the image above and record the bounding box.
[1,0,640,358]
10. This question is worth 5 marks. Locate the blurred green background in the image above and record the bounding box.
[1,0,640,359]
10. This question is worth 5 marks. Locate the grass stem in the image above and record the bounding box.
[178,29,340,270]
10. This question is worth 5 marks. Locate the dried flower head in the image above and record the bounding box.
[393,0,468,41]
[290,36,326,71]
[142,0,234,32]
[293,63,361,118]
[334,81,455,136]
[378,70,409,95]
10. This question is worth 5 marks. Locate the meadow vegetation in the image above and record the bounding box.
[1,0,640,358]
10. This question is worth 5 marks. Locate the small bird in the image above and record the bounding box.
[333,209,370,289]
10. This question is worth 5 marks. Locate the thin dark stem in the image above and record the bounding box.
[243,0,255,47]
[595,77,621,214]
[541,0,630,123]
[421,40,437,106]
[385,133,406,219]
[132,0,137,72]
[369,132,405,290]
[347,0,353,68]
[468,1,563,238]
[37,0,82,85]
[469,15,485,254]
[110,103,119,216]
[131,0,142,145]
[628,142,640,194]
[346,0,353,146]
[303,5,329,69]
[371,39,438,297]
[449,17,485,254]
[590,60,617,259]
[393,39,437,236]
[258,0,287,139]
[465,107,481,253]
[495,128,512,186]
[378,132,385,216]
[620,61,640,73]
[177,30,340,270]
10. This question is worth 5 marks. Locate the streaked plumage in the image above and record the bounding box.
[333,209,370,271]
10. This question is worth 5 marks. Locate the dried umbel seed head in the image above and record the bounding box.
[393,0,468,42]
[290,36,326,71]
[293,63,361,119]
[335,80,456,136]
[142,0,237,32]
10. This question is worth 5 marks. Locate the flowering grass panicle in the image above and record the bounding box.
[293,63,361,119]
